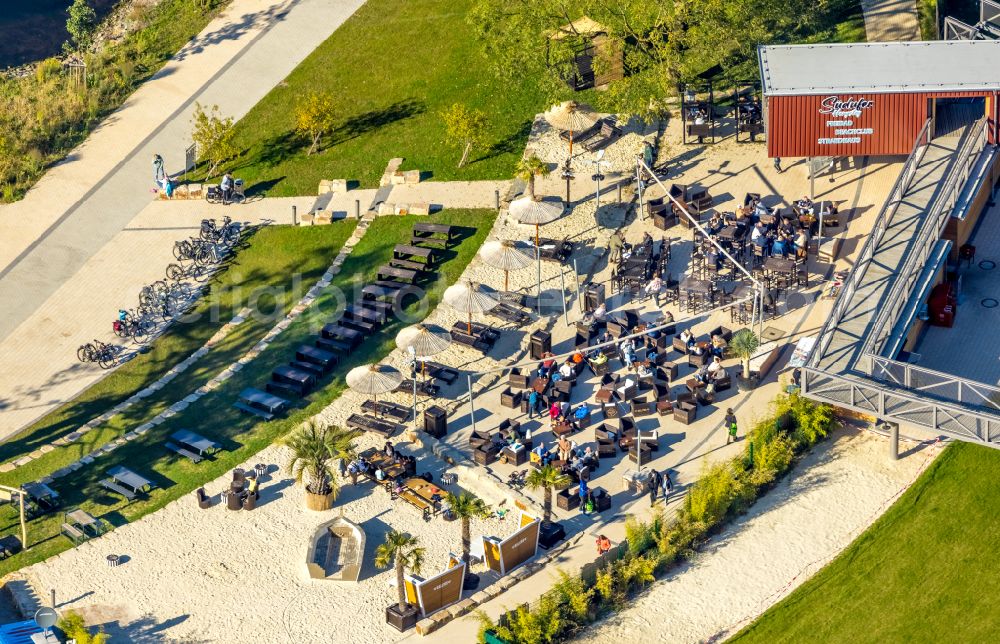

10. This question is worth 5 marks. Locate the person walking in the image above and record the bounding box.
[647,469,661,506]
[661,469,674,501]
[528,389,540,418]
[220,172,234,205]
[152,153,165,186]
[773,157,783,173]
[725,408,739,444]
[609,229,625,263]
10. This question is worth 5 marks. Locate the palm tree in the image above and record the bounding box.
[526,464,571,527]
[730,328,761,380]
[446,492,490,570]
[516,154,550,201]
[375,530,426,613]
[284,420,360,508]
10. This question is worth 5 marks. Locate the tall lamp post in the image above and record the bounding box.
[591,150,606,216]
[561,159,575,206]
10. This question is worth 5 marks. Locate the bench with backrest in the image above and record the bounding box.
[583,121,622,152]
[234,387,289,420]
[411,223,456,248]
[166,441,203,464]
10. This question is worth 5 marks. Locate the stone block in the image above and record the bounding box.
[390,172,406,186]
[470,591,490,606]
[377,202,395,215]
[410,202,431,215]
[0,463,15,473]
[314,210,332,225]
[39,445,55,454]
[329,179,348,193]
[318,179,333,195]
[403,169,421,184]
[415,618,436,636]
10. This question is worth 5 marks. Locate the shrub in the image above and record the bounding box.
[625,514,655,556]
[57,611,108,644]
[551,570,593,624]
[36,58,63,83]
[684,460,743,525]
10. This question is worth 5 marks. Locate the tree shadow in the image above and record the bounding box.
[473,120,534,164]
[327,98,426,147]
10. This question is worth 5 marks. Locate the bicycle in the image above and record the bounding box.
[166,261,209,282]
[76,339,119,369]
[112,309,155,343]
[205,178,246,205]
[200,216,241,245]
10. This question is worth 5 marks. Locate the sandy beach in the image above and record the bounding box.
[577,429,939,643]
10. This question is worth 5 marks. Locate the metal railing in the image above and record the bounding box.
[869,356,1000,414]
[860,117,989,371]
[808,119,932,368]
[802,367,1000,447]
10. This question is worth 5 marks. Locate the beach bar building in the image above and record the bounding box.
[756,41,1000,454]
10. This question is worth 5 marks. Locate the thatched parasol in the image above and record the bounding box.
[346,363,403,416]
[479,240,534,291]
[509,196,564,246]
[544,101,599,156]
[444,280,499,334]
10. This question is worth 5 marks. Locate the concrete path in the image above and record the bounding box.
[0,0,367,344]
[862,0,922,41]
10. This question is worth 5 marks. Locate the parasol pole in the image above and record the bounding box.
[467,312,473,336]
[504,269,510,292]
[535,222,540,248]
[569,129,574,157]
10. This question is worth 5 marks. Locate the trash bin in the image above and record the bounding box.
[584,284,605,313]
[423,406,447,438]
[529,330,551,360]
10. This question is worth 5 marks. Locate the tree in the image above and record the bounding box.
[469,0,819,120]
[730,328,761,380]
[66,0,98,52]
[190,102,237,178]
[375,530,425,613]
[440,103,488,168]
[526,464,570,527]
[57,611,108,644]
[295,92,337,155]
[446,492,490,569]
[284,420,359,500]
[515,154,550,200]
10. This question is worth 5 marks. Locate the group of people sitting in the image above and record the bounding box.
[679,328,727,358]
[530,438,598,479]
[344,443,417,486]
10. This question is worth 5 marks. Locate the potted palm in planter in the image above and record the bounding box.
[445,491,490,590]
[284,420,359,511]
[526,464,571,549]
[730,328,761,392]
[376,530,425,631]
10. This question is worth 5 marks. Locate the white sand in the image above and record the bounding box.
[26,441,514,642]
[577,429,939,643]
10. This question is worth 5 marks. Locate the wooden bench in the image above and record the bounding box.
[390,257,427,271]
[290,360,324,376]
[346,304,387,325]
[338,316,376,335]
[100,479,136,501]
[321,323,363,348]
[61,522,86,544]
[166,442,203,464]
[235,387,288,420]
[267,380,305,398]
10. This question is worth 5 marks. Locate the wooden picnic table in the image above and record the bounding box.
[295,345,337,370]
[108,466,153,493]
[322,323,363,347]
[377,264,420,283]
[273,364,316,388]
[346,304,387,324]
[22,482,58,504]
[236,387,289,420]
[65,509,99,530]
[393,244,435,262]
[170,429,219,455]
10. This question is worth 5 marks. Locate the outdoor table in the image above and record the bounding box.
[552,422,572,437]
[763,257,796,275]
[685,378,707,393]
[22,482,58,503]
[273,365,316,388]
[595,388,614,403]
[171,429,218,456]
[240,388,288,414]
[66,509,98,530]
[679,277,713,294]
[296,345,337,367]
[107,466,153,493]
[717,226,739,241]
[531,377,550,394]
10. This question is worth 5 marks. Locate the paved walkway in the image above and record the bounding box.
[0,0,367,344]
[861,0,922,41]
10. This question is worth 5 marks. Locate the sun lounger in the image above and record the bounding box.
[418,360,459,384]
[362,399,411,422]
[559,119,602,144]
[346,413,403,438]
[582,121,622,152]
[450,329,491,353]
[394,379,440,397]
[488,302,532,327]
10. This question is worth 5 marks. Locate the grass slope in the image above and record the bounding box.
[731,442,1000,643]
[0,210,494,577]
[0,223,356,484]
[225,0,548,194]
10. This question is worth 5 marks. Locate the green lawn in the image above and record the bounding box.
[224,0,549,194]
[731,442,1000,643]
[0,209,495,577]
[0,223,355,486]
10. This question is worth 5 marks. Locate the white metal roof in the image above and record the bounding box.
[758,41,1000,95]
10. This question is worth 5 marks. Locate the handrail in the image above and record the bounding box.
[861,117,989,368]
[869,355,1000,414]
[808,118,932,368]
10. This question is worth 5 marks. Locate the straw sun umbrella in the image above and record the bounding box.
[479,240,534,291]
[444,280,499,334]
[346,363,403,417]
[395,324,452,379]
[509,196,565,247]
[545,101,599,156]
